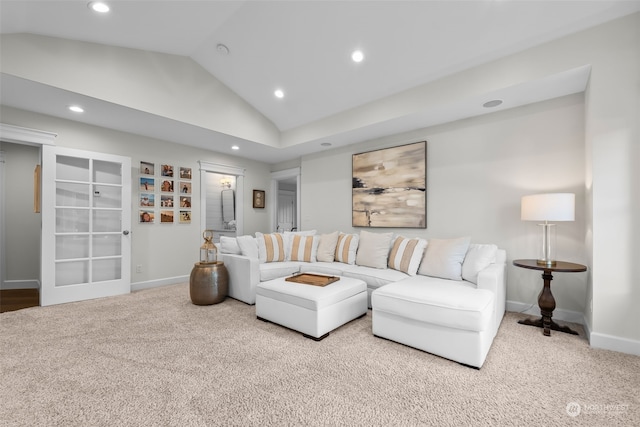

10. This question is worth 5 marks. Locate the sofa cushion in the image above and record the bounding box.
[462,244,498,284]
[316,231,339,263]
[372,276,494,332]
[343,265,409,291]
[388,236,427,276]
[356,230,393,269]
[335,233,359,264]
[287,235,320,262]
[259,262,302,282]
[256,232,286,263]
[237,235,259,259]
[417,237,470,280]
[219,236,241,255]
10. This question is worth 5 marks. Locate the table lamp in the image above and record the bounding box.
[521,193,575,267]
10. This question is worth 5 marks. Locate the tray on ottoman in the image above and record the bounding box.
[285,273,340,287]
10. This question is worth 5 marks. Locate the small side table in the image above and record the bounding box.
[189,261,229,305]
[513,259,587,336]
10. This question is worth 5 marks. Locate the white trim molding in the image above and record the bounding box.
[0,123,57,146]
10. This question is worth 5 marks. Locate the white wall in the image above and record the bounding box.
[0,142,41,288]
[583,13,640,350]
[299,12,640,352]
[301,94,586,315]
[0,105,272,288]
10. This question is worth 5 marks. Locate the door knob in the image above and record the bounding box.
[123,230,130,235]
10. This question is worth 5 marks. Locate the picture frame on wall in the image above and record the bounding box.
[352,141,427,228]
[179,181,192,194]
[179,210,191,224]
[160,179,174,193]
[140,161,154,175]
[179,167,192,180]
[139,193,154,207]
[160,210,174,223]
[160,195,174,207]
[140,177,154,192]
[253,190,265,208]
[139,210,154,223]
[161,164,174,177]
[180,196,191,208]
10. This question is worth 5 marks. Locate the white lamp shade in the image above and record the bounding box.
[521,193,575,221]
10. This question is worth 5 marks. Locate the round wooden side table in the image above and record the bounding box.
[513,259,587,336]
[189,261,229,305]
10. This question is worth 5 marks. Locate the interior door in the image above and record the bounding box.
[277,191,295,231]
[41,145,131,306]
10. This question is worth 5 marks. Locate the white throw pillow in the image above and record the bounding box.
[255,232,286,263]
[334,233,359,265]
[316,231,339,263]
[356,230,393,269]
[219,236,241,255]
[236,235,259,259]
[462,243,498,284]
[287,235,320,262]
[388,236,428,276]
[417,237,471,280]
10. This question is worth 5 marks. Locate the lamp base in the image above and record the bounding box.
[536,259,557,267]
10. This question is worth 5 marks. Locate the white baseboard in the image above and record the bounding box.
[131,275,188,292]
[590,332,640,356]
[507,300,640,357]
[506,300,584,325]
[1,279,40,290]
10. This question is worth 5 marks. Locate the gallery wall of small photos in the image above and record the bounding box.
[138,161,192,224]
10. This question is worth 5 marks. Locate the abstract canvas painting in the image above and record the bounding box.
[352,141,426,228]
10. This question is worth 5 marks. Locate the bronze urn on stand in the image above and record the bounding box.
[189,230,229,305]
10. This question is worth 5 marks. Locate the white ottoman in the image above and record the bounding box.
[256,275,367,340]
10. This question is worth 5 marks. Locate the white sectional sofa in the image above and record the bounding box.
[219,230,506,368]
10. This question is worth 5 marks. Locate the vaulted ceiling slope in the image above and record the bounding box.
[1,1,639,163]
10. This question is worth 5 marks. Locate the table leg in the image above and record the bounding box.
[518,270,579,336]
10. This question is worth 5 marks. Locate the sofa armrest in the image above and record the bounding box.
[476,250,507,334]
[221,254,260,305]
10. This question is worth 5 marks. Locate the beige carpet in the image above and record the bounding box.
[1,283,638,427]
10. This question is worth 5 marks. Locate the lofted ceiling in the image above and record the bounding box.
[1,0,639,163]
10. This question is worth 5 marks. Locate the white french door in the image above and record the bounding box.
[41,146,131,306]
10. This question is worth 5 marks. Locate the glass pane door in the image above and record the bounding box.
[41,146,131,306]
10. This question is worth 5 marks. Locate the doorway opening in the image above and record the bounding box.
[199,161,244,243]
[271,168,300,233]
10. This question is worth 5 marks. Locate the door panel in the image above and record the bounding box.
[41,146,131,306]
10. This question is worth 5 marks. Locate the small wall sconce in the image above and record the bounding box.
[220,178,232,189]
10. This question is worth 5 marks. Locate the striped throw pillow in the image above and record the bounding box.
[334,233,359,265]
[388,236,427,276]
[288,235,319,262]
[256,232,286,263]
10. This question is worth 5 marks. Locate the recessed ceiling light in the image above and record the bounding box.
[231,145,239,150]
[88,2,110,13]
[274,89,284,99]
[69,105,84,113]
[483,99,503,108]
[351,50,364,63]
